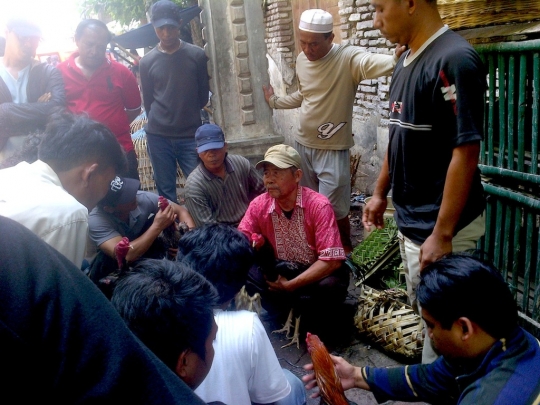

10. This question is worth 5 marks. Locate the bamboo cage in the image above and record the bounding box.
[438,0,540,31]
[130,113,186,193]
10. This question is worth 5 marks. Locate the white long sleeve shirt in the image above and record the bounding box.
[0,160,88,266]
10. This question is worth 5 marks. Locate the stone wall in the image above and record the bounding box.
[263,0,394,193]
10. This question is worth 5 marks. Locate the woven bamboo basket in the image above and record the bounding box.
[438,0,540,31]
[130,111,147,133]
[132,129,157,191]
[130,113,186,193]
[354,287,423,359]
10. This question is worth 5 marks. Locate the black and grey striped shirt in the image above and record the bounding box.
[184,154,265,227]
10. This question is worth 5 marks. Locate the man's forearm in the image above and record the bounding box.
[432,142,480,240]
[287,259,341,291]
[373,152,391,199]
[269,91,304,109]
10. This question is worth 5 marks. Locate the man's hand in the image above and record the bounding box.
[302,354,366,398]
[37,92,52,103]
[394,44,407,60]
[362,196,388,232]
[250,233,265,249]
[267,275,292,292]
[167,247,178,260]
[419,233,452,270]
[153,204,176,231]
[262,84,274,104]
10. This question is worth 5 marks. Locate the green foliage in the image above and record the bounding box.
[79,0,194,27]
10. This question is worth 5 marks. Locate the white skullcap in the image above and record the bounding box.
[299,9,333,33]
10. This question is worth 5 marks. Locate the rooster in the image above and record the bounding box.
[157,196,189,260]
[98,236,132,298]
[250,233,309,348]
[306,332,350,405]
[270,260,310,348]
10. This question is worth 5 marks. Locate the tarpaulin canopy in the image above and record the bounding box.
[112,5,201,49]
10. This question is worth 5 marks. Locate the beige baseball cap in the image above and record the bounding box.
[256,144,302,170]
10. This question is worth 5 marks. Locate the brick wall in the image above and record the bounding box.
[263,0,297,88]
[339,0,394,126]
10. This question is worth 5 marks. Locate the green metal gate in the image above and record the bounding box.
[476,40,540,336]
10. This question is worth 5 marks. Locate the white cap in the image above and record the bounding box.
[299,9,333,33]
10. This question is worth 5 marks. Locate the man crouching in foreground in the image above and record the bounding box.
[303,254,540,404]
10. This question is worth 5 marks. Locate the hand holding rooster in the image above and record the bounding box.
[303,333,369,402]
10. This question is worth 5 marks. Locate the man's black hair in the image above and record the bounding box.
[417,253,518,339]
[111,259,219,370]
[177,223,254,305]
[74,19,112,42]
[38,112,126,174]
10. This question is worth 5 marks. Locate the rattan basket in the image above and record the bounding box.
[354,286,423,359]
[132,129,157,191]
[130,113,186,194]
[438,0,540,31]
[130,111,147,133]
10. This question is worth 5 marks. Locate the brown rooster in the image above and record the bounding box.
[306,332,350,405]
[157,196,189,260]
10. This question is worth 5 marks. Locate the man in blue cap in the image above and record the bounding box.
[139,0,210,203]
[185,123,265,227]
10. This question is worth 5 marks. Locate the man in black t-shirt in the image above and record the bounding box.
[363,0,486,364]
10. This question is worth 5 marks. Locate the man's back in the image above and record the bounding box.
[0,214,205,405]
[195,310,291,405]
[0,160,87,265]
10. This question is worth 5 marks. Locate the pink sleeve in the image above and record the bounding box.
[238,202,259,238]
[314,203,346,261]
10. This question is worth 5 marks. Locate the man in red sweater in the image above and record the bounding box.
[58,19,141,180]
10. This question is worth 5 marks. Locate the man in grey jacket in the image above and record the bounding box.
[0,18,65,163]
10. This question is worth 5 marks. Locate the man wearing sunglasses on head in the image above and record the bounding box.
[0,18,65,165]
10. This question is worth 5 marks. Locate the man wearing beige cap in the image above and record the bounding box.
[263,9,405,254]
[0,18,65,164]
[238,144,349,341]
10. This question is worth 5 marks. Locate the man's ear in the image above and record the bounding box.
[175,349,190,379]
[456,317,474,341]
[81,163,99,185]
[294,168,303,183]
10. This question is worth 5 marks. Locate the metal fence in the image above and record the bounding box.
[476,40,540,336]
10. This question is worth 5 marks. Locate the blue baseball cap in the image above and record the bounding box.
[195,124,225,153]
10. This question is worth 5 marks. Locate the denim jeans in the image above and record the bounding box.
[146,133,199,203]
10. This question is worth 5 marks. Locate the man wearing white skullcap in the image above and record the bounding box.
[263,8,405,254]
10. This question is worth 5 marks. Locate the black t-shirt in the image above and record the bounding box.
[388,29,486,244]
